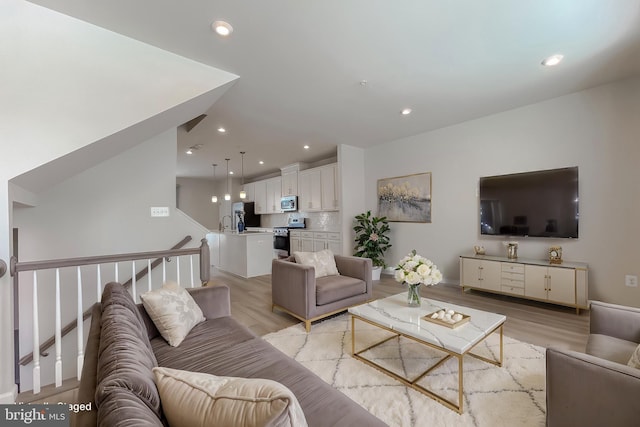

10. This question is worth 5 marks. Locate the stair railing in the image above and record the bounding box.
[10,237,210,394]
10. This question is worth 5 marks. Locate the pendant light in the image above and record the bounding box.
[239,151,247,199]
[224,158,231,201]
[210,164,218,203]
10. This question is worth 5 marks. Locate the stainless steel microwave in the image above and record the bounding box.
[280,195,298,212]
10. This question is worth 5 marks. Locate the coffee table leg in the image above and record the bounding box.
[458,355,464,414]
[351,315,355,355]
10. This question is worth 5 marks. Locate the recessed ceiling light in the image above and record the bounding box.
[217,127,226,133]
[401,108,412,115]
[229,171,234,175]
[259,160,264,165]
[303,145,310,149]
[212,21,233,36]
[186,149,193,155]
[541,54,564,67]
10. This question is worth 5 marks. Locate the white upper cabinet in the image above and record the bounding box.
[242,182,255,202]
[298,168,322,211]
[320,163,339,211]
[281,170,298,196]
[265,177,282,213]
[253,180,267,214]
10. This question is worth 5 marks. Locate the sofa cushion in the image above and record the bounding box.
[293,250,339,278]
[586,333,638,365]
[316,275,366,306]
[96,283,161,420]
[628,343,640,369]
[140,281,205,347]
[153,367,308,427]
[96,387,164,427]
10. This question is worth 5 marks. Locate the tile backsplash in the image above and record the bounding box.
[261,211,341,231]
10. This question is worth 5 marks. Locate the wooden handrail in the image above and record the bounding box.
[16,236,208,366]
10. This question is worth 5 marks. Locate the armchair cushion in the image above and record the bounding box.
[316,275,367,306]
[293,249,339,278]
[586,334,638,365]
[628,344,640,369]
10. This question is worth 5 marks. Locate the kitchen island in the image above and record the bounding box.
[206,230,274,278]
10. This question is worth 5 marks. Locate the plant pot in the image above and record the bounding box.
[372,266,382,281]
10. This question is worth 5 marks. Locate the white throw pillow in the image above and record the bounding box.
[628,343,640,369]
[140,281,205,347]
[152,367,308,427]
[293,249,339,278]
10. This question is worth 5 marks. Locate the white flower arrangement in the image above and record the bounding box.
[394,249,443,286]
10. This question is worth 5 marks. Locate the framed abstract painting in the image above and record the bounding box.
[377,172,431,222]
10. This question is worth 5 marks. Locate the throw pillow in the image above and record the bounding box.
[628,343,640,369]
[152,367,308,427]
[293,249,339,278]
[140,281,205,347]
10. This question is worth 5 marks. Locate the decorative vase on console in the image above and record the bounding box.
[394,249,443,307]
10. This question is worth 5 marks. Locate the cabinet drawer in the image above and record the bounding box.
[501,271,524,282]
[501,285,525,296]
[502,263,524,274]
[326,232,341,240]
[313,232,328,239]
[501,277,524,288]
[289,231,301,237]
[301,231,314,238]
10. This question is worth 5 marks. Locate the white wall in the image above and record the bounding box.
[365,77,640,306]
[338,145,366,255]
[12,129,209,390]
[176,177,226,230]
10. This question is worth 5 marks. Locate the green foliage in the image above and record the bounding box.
[353,210,391,267]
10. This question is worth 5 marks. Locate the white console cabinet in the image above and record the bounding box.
[460,255,588,313]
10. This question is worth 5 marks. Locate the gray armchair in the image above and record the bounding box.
[546,301,640,427]
[271,255,373,332]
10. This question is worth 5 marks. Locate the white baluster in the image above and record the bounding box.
[76,267,84,380]
[162,258,166,283]
[147,259,152,292]
[55,268,62,387]
[115,262,119,282]
[131,261,137,303]
[97,265,102,302]
[190,255,195,288]
[32,271,41,394]
[176,256,180,284]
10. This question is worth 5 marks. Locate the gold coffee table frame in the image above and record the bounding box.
[350,315,504,414]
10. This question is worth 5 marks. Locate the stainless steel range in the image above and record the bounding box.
[273,218,306,258]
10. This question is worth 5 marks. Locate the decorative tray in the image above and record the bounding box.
[423,309,470,329]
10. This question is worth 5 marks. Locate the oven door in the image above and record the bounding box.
[273,234,290,257]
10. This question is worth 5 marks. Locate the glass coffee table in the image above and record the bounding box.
[348,292,506,414]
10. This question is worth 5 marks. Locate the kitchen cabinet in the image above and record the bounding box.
[298,168,322,211]
[290,230,314,252]
[290,231,341,255]
[253,180,267,214]
[281,170,298,196]
[320,164,340,211]
[218,232,274,278]
[265,177,282,213]
[242,182,255,202]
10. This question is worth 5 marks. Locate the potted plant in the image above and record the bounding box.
[353,210,391,280]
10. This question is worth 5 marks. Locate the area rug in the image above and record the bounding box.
[263,314,546,427]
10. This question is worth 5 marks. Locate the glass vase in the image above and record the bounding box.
[407,284,421,307]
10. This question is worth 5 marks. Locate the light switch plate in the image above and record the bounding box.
[150,207,170,217]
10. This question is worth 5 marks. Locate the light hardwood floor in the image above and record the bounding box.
[213,269,590,352]
[20,269,590,403]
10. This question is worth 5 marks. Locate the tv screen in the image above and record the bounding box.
[479,167,579,238]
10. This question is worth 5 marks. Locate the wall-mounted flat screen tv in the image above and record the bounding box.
[479,167,579,238]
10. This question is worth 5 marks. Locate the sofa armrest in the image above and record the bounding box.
[271,258,316,317]
[546,347,640,427]
[187,285,231,319]
[335,255,373,294]
[590,300,640,342]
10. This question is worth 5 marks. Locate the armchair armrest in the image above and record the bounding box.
[546,347,640,427]
[187,285,231,319]
[590,300,640,342]
[271,258,316,317]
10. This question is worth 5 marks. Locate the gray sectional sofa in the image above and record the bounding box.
[75,282,386,426]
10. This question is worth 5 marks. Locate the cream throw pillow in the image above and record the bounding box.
[152,367,308,427]
[140,281,205,347]
[293,249,339,278]
[628,343,640,369]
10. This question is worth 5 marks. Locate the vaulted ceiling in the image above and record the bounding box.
[27,0,640,181]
